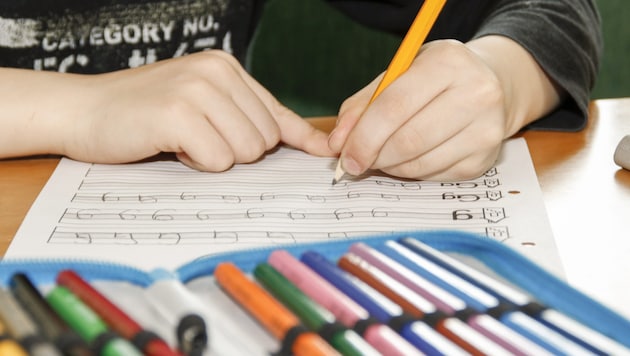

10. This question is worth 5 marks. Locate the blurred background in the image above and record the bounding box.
[248,0,630,117]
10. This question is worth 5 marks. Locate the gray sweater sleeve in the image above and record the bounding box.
[328,0,602,130]
[473,0,603,131]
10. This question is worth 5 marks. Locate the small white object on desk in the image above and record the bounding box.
[614,135,630,170]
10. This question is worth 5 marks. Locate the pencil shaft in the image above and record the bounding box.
[370,0,447,101]
[332,0,447,184]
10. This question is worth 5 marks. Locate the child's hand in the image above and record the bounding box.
[11,51,334,170]
[328,36,561,181]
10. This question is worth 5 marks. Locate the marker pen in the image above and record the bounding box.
[0,287,63,356]
[56,270,180,356]
[268,249,422,356]
[9,272,92,356]
[338,252,512,355]
[347,242,552,355]
[300,250,468,356]
[214,262,340,356]
[398,237,630,355]
[254,263,379,356]
[383,239,599,355]
[45,286,143,356]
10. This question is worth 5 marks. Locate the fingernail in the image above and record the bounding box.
[342,157,362,176]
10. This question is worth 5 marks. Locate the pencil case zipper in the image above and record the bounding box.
[176,230,630,348]
[1,229,629,348]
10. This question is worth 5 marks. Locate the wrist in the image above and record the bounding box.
[0,69,92,158]
[466,35,563,136]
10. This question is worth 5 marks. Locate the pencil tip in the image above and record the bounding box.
[332,159,345,186]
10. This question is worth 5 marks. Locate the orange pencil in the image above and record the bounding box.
[332,0,448,184]
[214,262,340,356]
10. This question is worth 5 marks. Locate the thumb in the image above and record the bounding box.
[329,74,382,152]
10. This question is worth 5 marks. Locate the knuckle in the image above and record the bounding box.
[452,150,500,181]
[204,49,239,64]
[182,75,213,94]
[440,39,467,56]
[485,125,505,145]
[204,58,233,78]
[422,39,467,69]
[474,120,505,151]
[160,96,193,119]
[209,153,236,172]
[264,126,281,150]
[254,108,282,150]
[238,136,267,163]
[189,50,237,78]
[339,94,363,116]
[475,75,504,106]
[187,150,235,173]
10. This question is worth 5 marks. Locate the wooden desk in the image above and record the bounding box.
[519,98,630,319]
[2,98,630,318]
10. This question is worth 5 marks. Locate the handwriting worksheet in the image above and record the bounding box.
[5,138,563,276]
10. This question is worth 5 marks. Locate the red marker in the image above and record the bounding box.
[56,270,181,356]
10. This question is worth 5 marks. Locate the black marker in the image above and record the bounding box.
[0,287,64,356]
[10,273,92,356]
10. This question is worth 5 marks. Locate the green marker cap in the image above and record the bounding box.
[254,263,379,356]
[46,286,107,342]
[46,286,142,356]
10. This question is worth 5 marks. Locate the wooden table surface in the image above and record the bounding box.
[2,98,630,317]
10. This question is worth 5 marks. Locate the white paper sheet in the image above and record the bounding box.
[5,138,563,277]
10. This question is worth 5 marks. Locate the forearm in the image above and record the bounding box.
[466,35,562,137]
[473,0,602,130]
[0,68,87,158]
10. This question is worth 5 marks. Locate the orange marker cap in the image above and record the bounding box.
[214,263,340,356]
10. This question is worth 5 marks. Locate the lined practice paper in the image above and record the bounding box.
[5,138,562,276]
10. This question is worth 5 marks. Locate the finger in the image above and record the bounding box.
[227,54,336,157]
[371,82,503,170]
[193,51,282,150]
[328,77,381,152]
[236,84,334,157]
[166,108,236,172]
[180,78,272,164]
[339,59,451,176]
[380,125,502,181]
[275,109,337,157]
[370,91,462,170]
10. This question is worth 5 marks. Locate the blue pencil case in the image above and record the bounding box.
[1,229,629,355]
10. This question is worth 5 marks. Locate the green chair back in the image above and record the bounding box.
[592,0,630,99]
[247,0,400,117]
[248,0,629,114]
